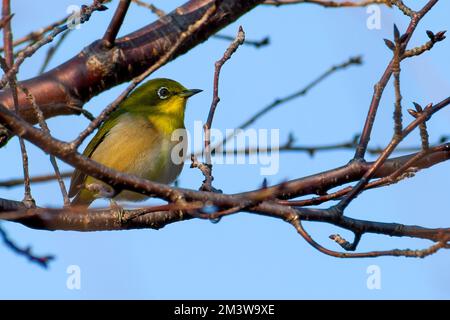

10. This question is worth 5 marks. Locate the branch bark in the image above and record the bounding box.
[0,0,264,126]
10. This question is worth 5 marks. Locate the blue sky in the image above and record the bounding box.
[0,0,449,299]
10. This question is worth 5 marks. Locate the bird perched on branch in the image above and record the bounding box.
[69,78,202,207]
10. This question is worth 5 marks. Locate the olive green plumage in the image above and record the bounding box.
[69,78,201,207]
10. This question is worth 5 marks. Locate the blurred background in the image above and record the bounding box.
[0,0,449,299]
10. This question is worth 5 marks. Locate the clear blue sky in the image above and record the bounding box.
[1,0,449,299]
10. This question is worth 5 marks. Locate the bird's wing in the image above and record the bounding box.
[68,110,124,197]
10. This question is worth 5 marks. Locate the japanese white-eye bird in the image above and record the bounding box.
[68,78,202,207]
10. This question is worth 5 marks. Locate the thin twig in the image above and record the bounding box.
[280,143,450,206]
[102,0,131,48]
[0,224,54,268]
[402,30,446,59]
[213,33,270,48]
[3,135,449,190]
[391,24,404,137]
[1,1,34,206]
[337,99,446,212]
[131,0,268,48]
[131,0,165,17]
[264,0,389,7]
[0,0,448,262]
[0,15,68,52]
[409,103,430,150]
[201,26,245,192]
[0,11,12,30]
[20,85,70,205]
[190,155,217,192]
[71,3,218,150]
[0,0,108,88]
[389,0,414,17]
[202,56,362,155]
[38,29,71,74]
[354,0,438,160]
[290,217,448,258]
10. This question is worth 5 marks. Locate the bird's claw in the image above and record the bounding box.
[110,199,125,224]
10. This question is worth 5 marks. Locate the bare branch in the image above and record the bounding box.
[338,97,450,212]
[291,217,449,258]
[213,33,270,48]
[263,0,389,7]
[102,0,131,48]
[354,0,439,160]
[38,29,71,75]
[201,26,245,191]
[71,3,218,150]
[203,55,362,155]
[0,0,108,89]
[131,0,165,17]
[392,24,404,137]
[0,171,72,188]
[0,0,264,131]
[20,86,70,205]
[0,15,67,52]
[0,224,54,268]
[1,1,34,206]
[0,0,448,262]
[403,30,447,59]
[390,0,414,17]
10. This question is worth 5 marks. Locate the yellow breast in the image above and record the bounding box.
[88,113,186,201]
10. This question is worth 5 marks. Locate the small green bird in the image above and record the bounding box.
[69,78,202,207]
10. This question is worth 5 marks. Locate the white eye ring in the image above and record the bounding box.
[157,87,170,99]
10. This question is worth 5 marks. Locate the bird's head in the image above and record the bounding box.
[121,78,202,120]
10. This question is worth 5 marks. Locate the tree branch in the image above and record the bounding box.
[354,0,439,160]
[1,1,34,206]
[200,26,245,191]
[0,224,54,268]
[102,0,131,48]
[263,0,389,7]
[0,0,264,128]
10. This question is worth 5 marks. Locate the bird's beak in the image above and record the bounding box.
[179,89,203,98]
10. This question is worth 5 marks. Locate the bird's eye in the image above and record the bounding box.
[157,87,170,100]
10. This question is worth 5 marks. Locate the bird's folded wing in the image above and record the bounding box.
[68,110,124,197]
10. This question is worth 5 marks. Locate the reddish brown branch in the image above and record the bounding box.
[354,0,438,160]
[3,133,449,190]
[0,0,448,261]
[102,0,131,48]
[71,3,218,151]
[263,0,388,7]
[0,0,264,128]
[290,218,449,258]
[2,0,13,66]
[1,93,449,212]
[280,143,450,206]
[200,26,245,191]
[1,196,449,253]
[0,11,12,31]
[337,98,450,211]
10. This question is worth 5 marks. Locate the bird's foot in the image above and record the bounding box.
[110,199,125,224]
